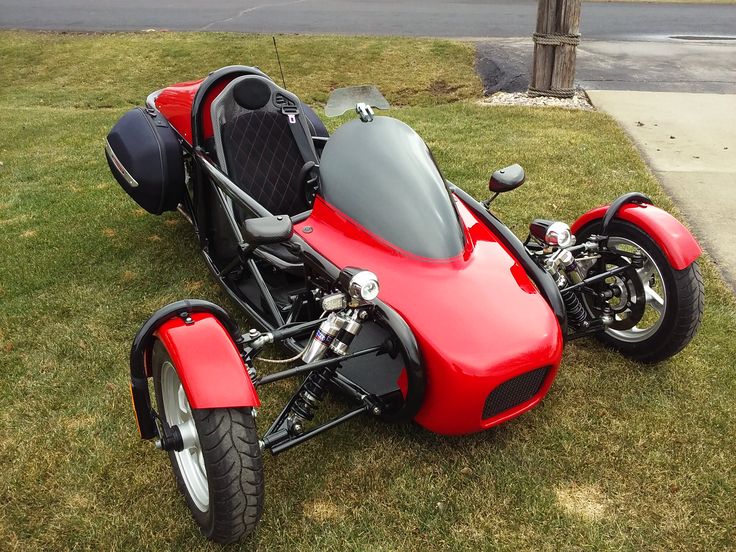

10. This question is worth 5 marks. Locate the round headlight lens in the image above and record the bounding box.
[359,279,379,300]
[348,271,380,301]
[545,222,574,248]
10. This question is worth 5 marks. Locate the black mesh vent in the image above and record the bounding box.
[274,93,296,108]
[482,366,549,420]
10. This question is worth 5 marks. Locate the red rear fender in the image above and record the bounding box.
[571,203,701,270]
[156,313,260,409]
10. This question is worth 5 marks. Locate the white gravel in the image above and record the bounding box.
[479,89,594,110]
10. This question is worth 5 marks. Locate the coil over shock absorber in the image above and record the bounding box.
[290,311,364,426]
[554,249,588,327]
[561,287,587,326]
[292,368,334,421]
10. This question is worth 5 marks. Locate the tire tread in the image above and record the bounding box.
[193,407,264,544]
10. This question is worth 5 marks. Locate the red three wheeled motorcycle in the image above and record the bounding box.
[105,65,704,543]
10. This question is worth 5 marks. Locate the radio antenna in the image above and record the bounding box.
[272,36,287,89]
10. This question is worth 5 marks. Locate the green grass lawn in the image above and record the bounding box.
[1,31,735,551]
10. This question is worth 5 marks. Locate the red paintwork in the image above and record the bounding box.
[155,78,229,144]
[156,313,260,409]
[571,203,702,270]
[296,196,564,435]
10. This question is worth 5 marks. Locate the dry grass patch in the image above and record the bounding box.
[555,484,607,521]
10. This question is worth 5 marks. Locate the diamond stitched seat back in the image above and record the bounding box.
[211,76,316,217]
[222,111,307,216]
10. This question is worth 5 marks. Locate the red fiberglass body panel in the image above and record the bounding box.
[297,196,564,435]
[156,313,260,409]
[571,203,702,270]
[155,78,228,145]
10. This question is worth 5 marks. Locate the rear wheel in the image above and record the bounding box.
[152,340,264,543]
[577,220,704,363]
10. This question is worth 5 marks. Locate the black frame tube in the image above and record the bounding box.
[601,192,652,234]
[561,264,631,293]
[195,149,272,218]
[256,345,385,386]
[246,258,285,326]
[269,405,368,455]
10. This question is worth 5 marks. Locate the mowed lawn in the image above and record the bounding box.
[1,31,734,551]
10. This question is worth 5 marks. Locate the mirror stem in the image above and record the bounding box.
[482,192,500,208]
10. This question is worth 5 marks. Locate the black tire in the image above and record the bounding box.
[577,220,704,363]
[152,340,264,544]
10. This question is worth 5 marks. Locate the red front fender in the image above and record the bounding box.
[571,203,702,270]
[156,313,260,409]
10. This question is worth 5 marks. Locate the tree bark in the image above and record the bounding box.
[531,0,557,92]
[551,0,581,92]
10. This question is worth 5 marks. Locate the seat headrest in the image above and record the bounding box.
[233,78,272,110]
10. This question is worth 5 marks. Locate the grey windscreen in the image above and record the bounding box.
[319,116,465,259]
[325,85,391,117]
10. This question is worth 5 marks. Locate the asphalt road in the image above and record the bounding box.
[477,38,736,94]
[1,0,736,41]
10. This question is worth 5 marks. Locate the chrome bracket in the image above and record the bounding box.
[356,102,375,122]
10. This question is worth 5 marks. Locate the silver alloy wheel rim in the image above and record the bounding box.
[604,236,667,343]
[161,360,210,512]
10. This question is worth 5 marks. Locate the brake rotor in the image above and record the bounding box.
[585,254,646,331]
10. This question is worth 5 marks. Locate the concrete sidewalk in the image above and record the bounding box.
[586,90,736,287]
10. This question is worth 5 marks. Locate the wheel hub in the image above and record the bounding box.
[583,237,668,343]
[161,360,210,512]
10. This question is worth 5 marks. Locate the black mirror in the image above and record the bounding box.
[241,215,293,245]
[489,164,525,194]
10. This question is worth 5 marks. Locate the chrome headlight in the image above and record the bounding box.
[545,222,574,248]
[348,271,380,301]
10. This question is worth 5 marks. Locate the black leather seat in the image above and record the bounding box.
[211,76,320,267]
[211,76,319,217]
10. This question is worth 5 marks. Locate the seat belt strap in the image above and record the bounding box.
[281,106,319,166]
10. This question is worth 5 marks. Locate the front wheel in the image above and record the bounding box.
[152,340,264,544]
[577,220,704,363]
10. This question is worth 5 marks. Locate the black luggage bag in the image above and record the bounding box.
[105,107,185,215]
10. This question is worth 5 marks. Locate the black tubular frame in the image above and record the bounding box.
[600,192,652,234]
[256,345,386,386]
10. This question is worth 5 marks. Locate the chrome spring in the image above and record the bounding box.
[561,288,587,326]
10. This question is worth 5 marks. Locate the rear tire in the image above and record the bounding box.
[152,340,264,544]
[577,220,704,363]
